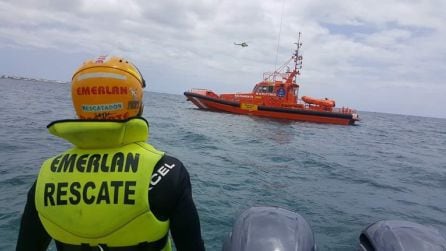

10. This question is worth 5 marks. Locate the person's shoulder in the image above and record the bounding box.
[160,154,184,166]
[150,154,191,193]
[155,154,188,174]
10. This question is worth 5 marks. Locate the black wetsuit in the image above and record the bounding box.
[16,155,205,251]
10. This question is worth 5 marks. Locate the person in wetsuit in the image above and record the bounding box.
[16,56,205,251]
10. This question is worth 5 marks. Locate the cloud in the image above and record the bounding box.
[0,0,445,118]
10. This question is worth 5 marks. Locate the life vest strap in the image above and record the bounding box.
[56,234,168,251]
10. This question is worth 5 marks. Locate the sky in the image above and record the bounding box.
[1,0,445,118]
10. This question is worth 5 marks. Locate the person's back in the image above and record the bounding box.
[16,56,205,251]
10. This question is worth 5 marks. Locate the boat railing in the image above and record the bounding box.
[189,88,211,92]
[263,72,290,81]
[297,99,357,114]
[188,88,218,97]
[332,107,357,114]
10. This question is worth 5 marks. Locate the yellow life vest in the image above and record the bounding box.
[35,117,171,250]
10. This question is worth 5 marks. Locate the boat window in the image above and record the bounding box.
[257,86,274,93]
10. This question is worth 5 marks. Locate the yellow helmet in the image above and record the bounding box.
[71,56,146,120]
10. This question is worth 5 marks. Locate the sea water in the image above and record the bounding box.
[1,79,445,250]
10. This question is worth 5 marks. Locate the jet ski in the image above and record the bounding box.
[223,206,446,251]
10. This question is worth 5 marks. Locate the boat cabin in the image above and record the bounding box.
[249,72,300,107]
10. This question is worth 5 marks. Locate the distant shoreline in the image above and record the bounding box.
[0,74,69,84]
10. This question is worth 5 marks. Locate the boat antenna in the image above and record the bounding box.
[294,32,303,81]
[273,0,286,80]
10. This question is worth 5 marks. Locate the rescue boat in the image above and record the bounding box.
[184,34,359,125]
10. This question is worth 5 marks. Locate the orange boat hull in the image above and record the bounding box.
[185,91,358,125]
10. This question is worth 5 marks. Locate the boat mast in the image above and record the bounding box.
[293,32,303,84]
